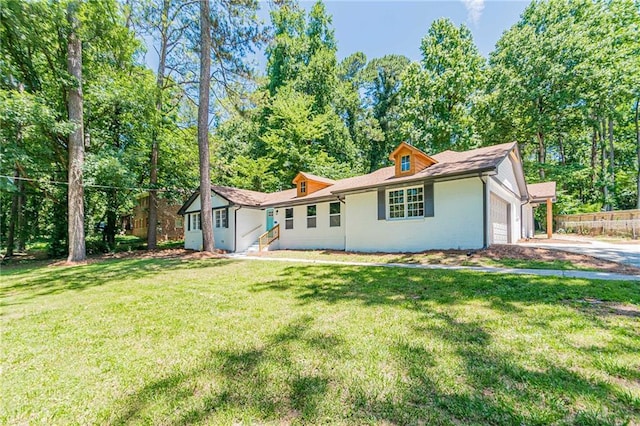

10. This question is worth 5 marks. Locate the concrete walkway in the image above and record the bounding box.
[229,254,640,281]
[521,238,640,268]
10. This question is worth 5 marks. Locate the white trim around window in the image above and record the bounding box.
[400,154,410,172]
[189,212,201,230]
[214,209,227,228]
[386,186,424,220]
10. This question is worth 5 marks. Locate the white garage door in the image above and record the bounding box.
[490,193,509,244]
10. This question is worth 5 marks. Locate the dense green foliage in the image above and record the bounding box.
[0,0,199,256]
[212,0,639,217]
[1,0,639,257]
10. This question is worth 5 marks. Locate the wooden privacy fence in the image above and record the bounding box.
[555,209,640,237]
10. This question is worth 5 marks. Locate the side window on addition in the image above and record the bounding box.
[307,205,317,228]
[285,208,294,229]
[329,202,340,227]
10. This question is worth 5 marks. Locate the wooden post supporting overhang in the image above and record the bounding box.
[546,198,553,239]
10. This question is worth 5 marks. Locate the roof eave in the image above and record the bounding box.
[260,194,338,208]
[332,168,497,196]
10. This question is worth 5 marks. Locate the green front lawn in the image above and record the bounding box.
[2,257,639,424]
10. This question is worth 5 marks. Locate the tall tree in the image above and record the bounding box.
[400,18,484,153]
[198,0,214,253]
[131,0,190,250]
[636,98,640,209]
[66,0,85,262]
[361,54,410,171]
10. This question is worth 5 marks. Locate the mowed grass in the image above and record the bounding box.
[1,257,639,425]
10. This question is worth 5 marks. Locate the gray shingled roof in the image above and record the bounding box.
[180,142,519,212]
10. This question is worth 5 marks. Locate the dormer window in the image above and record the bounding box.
[293,172,336,197]
[401,155,410,172]
[389,142,438,178]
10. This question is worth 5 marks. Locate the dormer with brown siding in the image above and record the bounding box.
[292,172,336,197]
[388,142,438,178]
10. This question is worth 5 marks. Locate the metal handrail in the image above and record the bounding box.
[241,224,263,239]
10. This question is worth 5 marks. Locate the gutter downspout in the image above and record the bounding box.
[233,206,241,253]
[519,199,531,239]
[480,174,488,248]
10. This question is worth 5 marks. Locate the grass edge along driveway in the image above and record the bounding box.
[2,256,639,425]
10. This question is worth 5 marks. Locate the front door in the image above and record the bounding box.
[266,208,274,230]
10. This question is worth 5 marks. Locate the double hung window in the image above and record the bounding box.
[387,186,424,219]
[329,202,341,227]
[190,213,201,230]
[307,205,317,228]
[285,208,294,229]
[214,209,227,228]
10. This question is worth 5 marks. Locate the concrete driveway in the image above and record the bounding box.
[520,236,640,269]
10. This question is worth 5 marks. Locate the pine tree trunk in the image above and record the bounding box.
[66,1,86,262]
[591,127,597,185]
[608,116,615,207]
[600,118,609,210]
[106,190,118,247]
[198,0,214,252]
[635,97,639,210]
[6,169,19,258]
[537,131,545,179]
[16,177,25,251]
[147,0,171,251]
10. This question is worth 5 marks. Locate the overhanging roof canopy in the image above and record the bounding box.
[528,181,557,203]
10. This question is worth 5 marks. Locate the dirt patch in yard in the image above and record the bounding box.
[482,245,640,275]
[519,238,590,244]
[3,245,639,276]
[258,245,640,276]
[1,248,227,270]
[63,248,227,264]
[573,298,640,318]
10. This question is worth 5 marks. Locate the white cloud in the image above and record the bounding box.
[462,0,485,26]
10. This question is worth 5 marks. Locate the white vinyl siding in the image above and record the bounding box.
[347,178,484,252]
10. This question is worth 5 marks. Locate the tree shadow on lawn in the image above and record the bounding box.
[252,264,640,313]
[0,257,233,306]
[108,315,338,425]
[361,312,634,425]
[105,311,636,425]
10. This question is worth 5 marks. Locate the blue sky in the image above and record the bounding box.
[273,0,529,61]
[144,1,529,72]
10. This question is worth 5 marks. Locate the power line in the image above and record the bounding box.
[0,175,192,193]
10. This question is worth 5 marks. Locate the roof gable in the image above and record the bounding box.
[179,142,522,211]
[292,172,335,197]
[528,181,557,202]
[388,142,437,177]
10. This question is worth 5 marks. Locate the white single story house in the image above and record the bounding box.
[178,141,556,253]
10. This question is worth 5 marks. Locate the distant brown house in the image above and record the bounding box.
[124,194,184,241]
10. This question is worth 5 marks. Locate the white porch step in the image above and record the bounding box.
[246,243,260,253]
